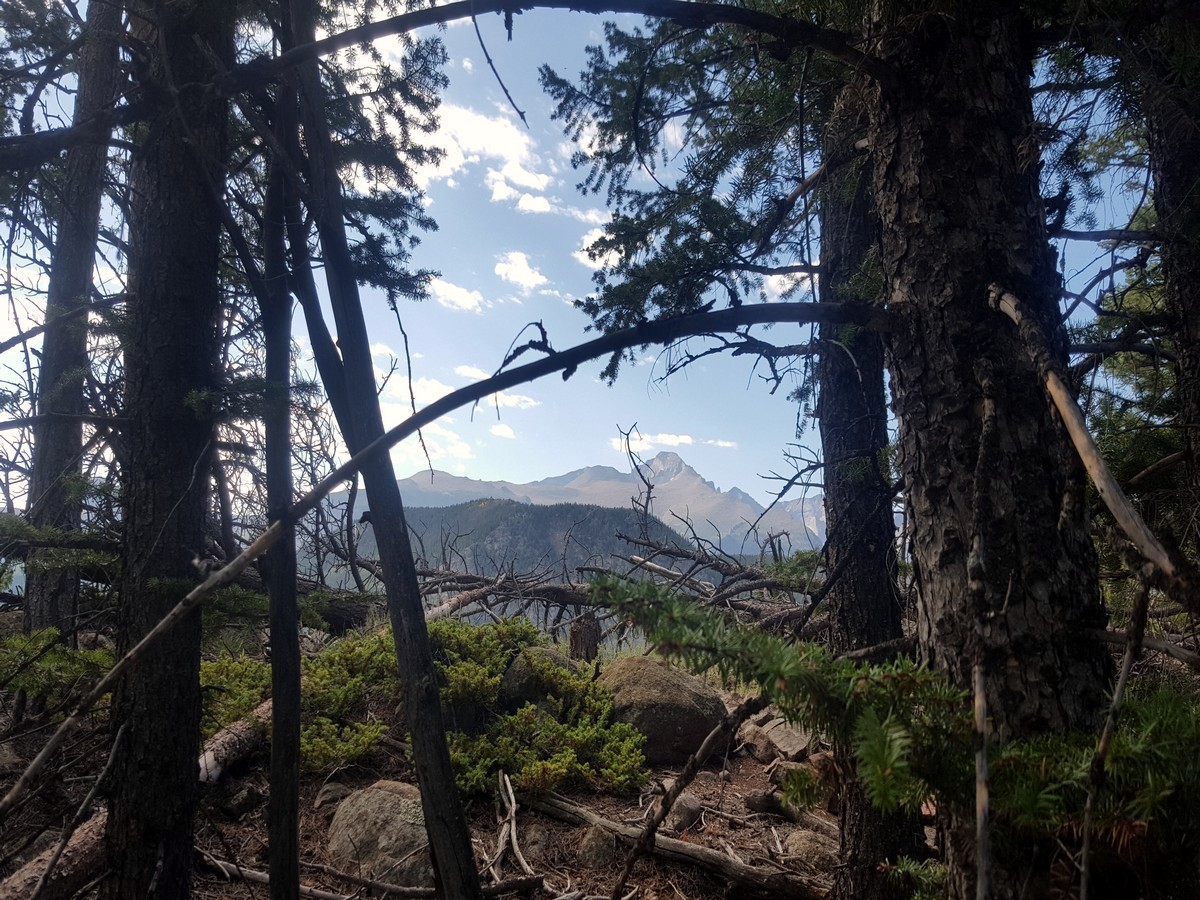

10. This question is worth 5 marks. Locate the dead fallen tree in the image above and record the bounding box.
[523,793,830,899]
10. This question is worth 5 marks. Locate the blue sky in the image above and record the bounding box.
[354,11,820,505]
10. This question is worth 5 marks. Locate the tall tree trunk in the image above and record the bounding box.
[25,0,123,640]
[263,85,301,900]
[284,2,483,896]
[864,5,1110,897]
[104,2,234,897]
[817,77,917,900]
[1141,8,1200,520]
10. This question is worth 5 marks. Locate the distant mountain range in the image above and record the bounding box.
[358,499,689,576]
[379,452,824,555]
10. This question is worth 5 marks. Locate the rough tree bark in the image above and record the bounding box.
[816,77,917,900]
[263,84,302,900]
[864,4,1111,896]
[103,2,235,897]
[1141,8,1200,513]
[24,0,123,639]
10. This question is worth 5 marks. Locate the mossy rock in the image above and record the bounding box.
[598,656,725,764]
[499,645,582,712]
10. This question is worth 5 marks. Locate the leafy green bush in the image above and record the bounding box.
[0,629,113,705]
[300,717,389,772]
[449,646,646,796]
[199,654,271,739]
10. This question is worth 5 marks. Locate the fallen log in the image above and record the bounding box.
[0,810,107,900]
[0,708,272,900]
[199,699,274,784]
[523,793,829,899]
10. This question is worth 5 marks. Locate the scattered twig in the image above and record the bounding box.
[29,724,126,900]
[609,695,766,900]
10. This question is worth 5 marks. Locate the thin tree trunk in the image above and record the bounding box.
[1141,8,1200,516]
[25,0,123,640]
[103,2,234,897]
[817,76,918,900]
[864,5,1111,897]
[284,2,483,896]
[264,84,301,900]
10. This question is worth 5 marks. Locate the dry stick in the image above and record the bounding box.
[608,695,767,900]
[294,861,543,898]
[1079,581,1151,900]
[1093,630,1200,672]
[967,361,998,900]
[29,723,126,900]
[989,286,1195,605]
[0,302,878,823]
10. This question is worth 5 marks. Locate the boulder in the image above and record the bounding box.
[662,791,704,833]
[739,715,812,762]
[327,780,434,886]
[598,656,726,764]
[783,828,839,869]
[576,825,616,868]
[499,646,581,712]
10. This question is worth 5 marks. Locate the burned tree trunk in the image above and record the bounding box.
[24,0,122,639]
[104,2,234,897]
[864,4,1110,896]
[817,76,918,900]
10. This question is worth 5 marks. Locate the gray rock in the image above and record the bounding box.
[740,716,812,762]
[663,791,704,833]
[576,825,616,868]
[521,823,551,861]
[597,656,726,764]
[499,646,581,712]
[314,782,354,810]
[783,828,839,869]
[327,780,434,886]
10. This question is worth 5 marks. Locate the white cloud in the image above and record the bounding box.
[461,57,474,73]
[408,377,455,406]
[370,342,397,358]
[762,271,815,299]
[382,419,475,473]
[573,227,621,270]
[491,391,539,410]
[417,103,550,194]
[454,364,491,380]
[490,423,515,439]
[516,194,552,213]
[430,277,485,313]
[494,251,547,292]
[609,432,694,453]
[704,439,738,449]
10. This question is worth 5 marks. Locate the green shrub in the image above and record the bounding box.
[300,716,389,772]
[449,642,646,797]
[199,654,271,739]
[0,629,113,705]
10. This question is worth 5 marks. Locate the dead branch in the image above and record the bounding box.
[524,793,828,899]
[609,695,766,900]
[990,284,1200,613]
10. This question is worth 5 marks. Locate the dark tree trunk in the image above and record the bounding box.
[1142,8,1200,513]
[104,3,234,897]
[864,5,1110,897]
[817,77,918,900]
[25,0,122,640]
[264,87,301,900]
[284,2,483,896]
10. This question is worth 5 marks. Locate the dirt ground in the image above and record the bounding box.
[184,739,839,900]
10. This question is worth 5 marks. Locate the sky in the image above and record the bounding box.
[349,10,820,505]
[0,7,1136,511]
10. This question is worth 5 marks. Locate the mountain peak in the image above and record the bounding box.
[645,451,689,479]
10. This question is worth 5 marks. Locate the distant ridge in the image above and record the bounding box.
[382,451,824,554]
